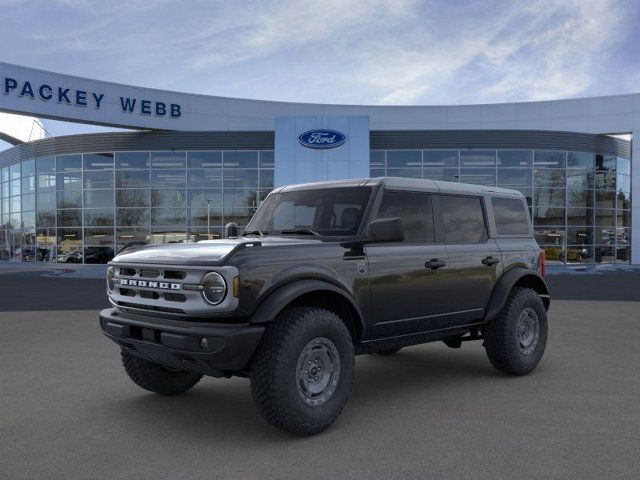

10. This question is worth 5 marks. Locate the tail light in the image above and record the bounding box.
[539,249,546,278]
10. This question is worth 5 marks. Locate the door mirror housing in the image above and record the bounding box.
[224,222,239,238]
[365,217,404,243]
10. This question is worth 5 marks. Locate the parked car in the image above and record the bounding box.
[58,250,82,263]
[100,178,550,435]
[545,247,588,263]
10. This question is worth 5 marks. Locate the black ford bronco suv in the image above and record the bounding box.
[100,177,550,435]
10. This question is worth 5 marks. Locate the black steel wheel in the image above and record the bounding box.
[296,337,342,407]
[516,307,540,355]
[484,287,548,375]
[250,307,355,436]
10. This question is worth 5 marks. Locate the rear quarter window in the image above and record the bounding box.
[491,197,530,235]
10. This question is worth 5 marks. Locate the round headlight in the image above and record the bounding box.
[201,272,227,305]
[107,266,115,292]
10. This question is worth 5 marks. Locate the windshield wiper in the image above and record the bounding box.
[279,228,321,237]
[242,230,267,237]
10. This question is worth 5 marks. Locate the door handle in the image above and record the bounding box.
[425,258,446,270]
[482,256,500,266]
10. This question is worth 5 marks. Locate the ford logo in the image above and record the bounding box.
[298,129,347,149]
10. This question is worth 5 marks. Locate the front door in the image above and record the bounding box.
[365,190,450,338]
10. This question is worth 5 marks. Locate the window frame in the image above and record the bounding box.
[489,195,533,237]
[370,188,437,245]
[438,193,490,245]
[246,185,378,238]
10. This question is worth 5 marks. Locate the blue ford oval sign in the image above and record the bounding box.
[298,129,347,149]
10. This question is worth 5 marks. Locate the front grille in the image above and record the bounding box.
[108,263,238,317]
[139,269,160,278]
[139,290,160,300]
[164,270,186,280]
[163,292,187,303]
[118,266,185,280]
[115,300,186,315]
[118,287,184,303]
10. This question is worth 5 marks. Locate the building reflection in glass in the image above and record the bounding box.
[0,150,275,264]
[371,149,631,265]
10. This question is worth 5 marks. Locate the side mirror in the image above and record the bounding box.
[224,222,239,238]
[365,217,404,243]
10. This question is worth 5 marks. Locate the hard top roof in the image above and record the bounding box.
[275,177,522,196]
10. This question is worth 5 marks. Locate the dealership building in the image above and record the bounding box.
[0,62,637,265]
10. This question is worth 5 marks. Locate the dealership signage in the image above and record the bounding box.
[298,129,347,149]
[2,75,181,118]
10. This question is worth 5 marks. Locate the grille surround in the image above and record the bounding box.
[108,263,239,318]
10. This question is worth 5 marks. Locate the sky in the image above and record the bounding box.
[1,0,639,149]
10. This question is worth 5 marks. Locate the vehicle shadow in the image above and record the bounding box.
[98,346,506,442]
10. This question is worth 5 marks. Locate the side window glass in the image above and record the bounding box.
[333,203,365,234]
[273,202,315,229]
[375,191,433,243]
[492,197,530,235]
[440,195,487,243]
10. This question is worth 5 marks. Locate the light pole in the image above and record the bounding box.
[207,199,211,239]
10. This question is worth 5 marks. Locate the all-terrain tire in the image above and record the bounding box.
[484,287,548,375]
[250,307,355,436]
[121,349,203,395]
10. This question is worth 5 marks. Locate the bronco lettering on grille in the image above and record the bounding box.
[119,279,181,290]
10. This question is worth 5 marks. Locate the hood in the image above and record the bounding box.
[111,236,322,266]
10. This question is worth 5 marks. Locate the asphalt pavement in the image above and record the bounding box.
[1,270,639,479]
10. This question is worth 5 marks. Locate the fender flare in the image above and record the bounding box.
[484,267,550,322]
[248,279,365,332]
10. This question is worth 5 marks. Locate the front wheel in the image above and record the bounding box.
[483,287,548,375]
[250,307,355,436]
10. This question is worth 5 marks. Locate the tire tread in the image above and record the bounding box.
[484,287,548,375]
[121,349,202,396]
[250,307,354,435]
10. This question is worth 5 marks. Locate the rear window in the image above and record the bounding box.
[492,197,530,235]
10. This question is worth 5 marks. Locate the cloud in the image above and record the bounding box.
[0,0,636,107]
[181,0,632,105]
[476,0,625,102]
[190,0,419,70]
[369,0,628,104]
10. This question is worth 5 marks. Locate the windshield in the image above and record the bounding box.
[245,187,373,237]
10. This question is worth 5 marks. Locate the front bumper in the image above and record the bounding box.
[99,308,264,377]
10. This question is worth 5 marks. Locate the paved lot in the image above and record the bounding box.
[1,270,640,479]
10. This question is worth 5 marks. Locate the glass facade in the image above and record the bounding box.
[0,150,274,263]
[0,145,631,266]
[371,149,632,265]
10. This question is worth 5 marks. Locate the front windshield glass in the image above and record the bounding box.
[245,187,372,237]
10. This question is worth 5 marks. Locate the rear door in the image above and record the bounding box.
[365,190,450,338]
[489,195,538,269]
[438,194,501,325]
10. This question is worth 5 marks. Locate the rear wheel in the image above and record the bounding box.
[483,287,548,375]
[121,349,202,395]
[250,307,355,436]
